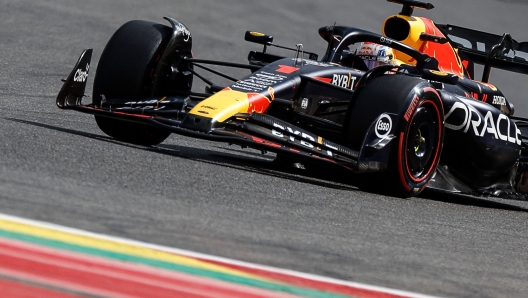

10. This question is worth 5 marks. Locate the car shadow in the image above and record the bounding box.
[420,189,528,212]
[7,118,356,192]
[9,117,528,212]
[153,143,357,191]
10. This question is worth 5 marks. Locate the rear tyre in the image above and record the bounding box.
[344,75,444,197]
[93,20,172,146]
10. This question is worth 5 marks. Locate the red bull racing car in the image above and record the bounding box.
[57,0,528,199]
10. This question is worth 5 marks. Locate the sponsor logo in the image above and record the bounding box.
[357,51,374,57]
[404,95,420,121]
[301,98,309,109]
[232,71,287,92]
[357,47,374,56]
[73,64,89,83]
[331,74,357,90]
[199,105,218,110]
[375,114,392,138]
[492,95,506,106]
[124,99,159,105]
[380,36,392,45]
[268,87,275,100]
[444,101,521,145]
[174,23,191,42]
[117,106,166,111]
[271,122,335,156]
[302,60,333,67]
[358,55,378,61]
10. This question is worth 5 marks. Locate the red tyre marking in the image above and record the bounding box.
[422,87,442,107]
[397,131,412,191]
[402,98,442,184]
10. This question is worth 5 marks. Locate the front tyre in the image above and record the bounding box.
[391,92,444,196]
[93,20,173,146]
[344,75,444,197]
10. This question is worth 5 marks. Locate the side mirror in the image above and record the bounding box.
[245,31,273,45]
[422,69,459,85]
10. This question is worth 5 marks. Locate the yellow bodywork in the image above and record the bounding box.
[189,89,250,123]
[382,15,426,65]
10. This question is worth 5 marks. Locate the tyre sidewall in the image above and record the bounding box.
[92,20,173,146]
[93,20,173,104]
[391,84,444,196]
[343,75,444,197]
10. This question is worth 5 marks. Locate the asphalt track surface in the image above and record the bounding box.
[1,0,528,297]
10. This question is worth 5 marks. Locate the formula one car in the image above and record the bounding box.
[56,0,528,199]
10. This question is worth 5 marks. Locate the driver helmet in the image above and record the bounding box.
[355,42,395,69]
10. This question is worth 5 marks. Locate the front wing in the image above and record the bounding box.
[64,103,360,171]
[57,50,362,171]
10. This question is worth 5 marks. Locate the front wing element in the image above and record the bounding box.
[62,102,360,170]
[57,49,361,171]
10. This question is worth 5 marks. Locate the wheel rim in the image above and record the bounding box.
[405,101,441,182]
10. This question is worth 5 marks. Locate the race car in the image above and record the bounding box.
[56,0,528,199]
